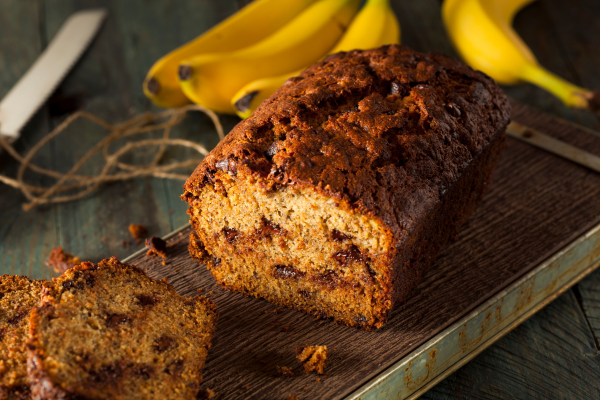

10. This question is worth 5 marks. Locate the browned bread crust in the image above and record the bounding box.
[183,45,510,329]
[27,257,217,400]
[0,275,43,400]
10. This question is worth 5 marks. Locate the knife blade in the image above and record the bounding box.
[506,121,600,174]
[0,9,107,142]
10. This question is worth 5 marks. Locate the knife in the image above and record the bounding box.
[0,9,107,143]
[506,121,600,174]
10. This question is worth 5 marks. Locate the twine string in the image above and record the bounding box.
[0,104,224,211]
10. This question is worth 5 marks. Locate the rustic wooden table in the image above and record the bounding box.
[1,0,599,398]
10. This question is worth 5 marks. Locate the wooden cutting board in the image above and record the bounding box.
[124,100,600,400]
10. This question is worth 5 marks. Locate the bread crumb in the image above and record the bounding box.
[274,308,281,314]
[146,236,167,258]
[162,277,168,283]
[121,240,130,247]
[244,385,249,390]
[168,209,175,214]
[198,388,215,399]
[100,237,106,242]
[46,247,81,274]
[296,345,328,374]
[161,260,166,266]
[287,395,299,400]
[128,224,148,240]
[277,366,294,378]
[198,288,204,292]
[316,378,321,382]
[280,325,291,332]
[81,234,86,238]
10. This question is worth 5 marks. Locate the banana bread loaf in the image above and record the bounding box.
[0,275,43,400]
[182,45,510,329]
[27,257,217,400]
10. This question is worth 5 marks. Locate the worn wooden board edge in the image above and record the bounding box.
[347,220,600,400]
[122,218,600,400]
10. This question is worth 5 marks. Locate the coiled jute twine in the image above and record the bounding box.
[0,104,224,211]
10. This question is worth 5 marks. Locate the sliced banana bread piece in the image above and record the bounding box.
[0,275,43,400]
[182,44,510,329]
[27,257,217,400]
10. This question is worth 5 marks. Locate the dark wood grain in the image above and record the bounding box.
[122,102,600,399]
[1,1,600,398]
[421,289,600,400]
[575,269,600,350]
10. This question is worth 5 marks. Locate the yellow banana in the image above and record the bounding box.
[178,0,361,114]
[330,0,400,53]
[232,0,401,119]
[143,0,319,108]
[443,0,599,112]
[382,8,401,46]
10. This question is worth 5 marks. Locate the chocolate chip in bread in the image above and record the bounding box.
[182,45,510,329]
[0,275,43,400]
[27,257,217,400]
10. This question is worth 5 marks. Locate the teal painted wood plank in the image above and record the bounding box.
[0,0,57,279]
[31,0,174,275]
[107,0,249,227]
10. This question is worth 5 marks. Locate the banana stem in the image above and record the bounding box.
[520,63,599,112]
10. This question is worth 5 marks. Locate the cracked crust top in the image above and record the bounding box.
[183,45,510,241]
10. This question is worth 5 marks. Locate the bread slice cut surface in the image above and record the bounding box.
[0,275,43,400]
[27,257,217,400]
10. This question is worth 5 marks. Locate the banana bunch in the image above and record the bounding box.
[232,0,400,119]
[144,0,401,117]
[443,0,599,112]
[143,0,319,108]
